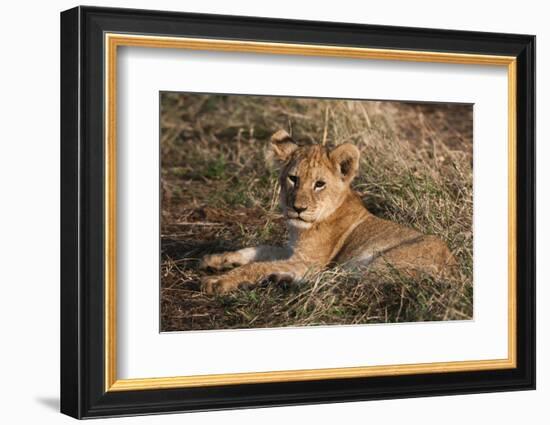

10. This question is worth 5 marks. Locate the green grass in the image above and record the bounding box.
[160,93,473,331]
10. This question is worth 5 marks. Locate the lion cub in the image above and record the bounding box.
[201,130,455,293]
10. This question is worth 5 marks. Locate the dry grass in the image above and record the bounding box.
[160,92,473,332]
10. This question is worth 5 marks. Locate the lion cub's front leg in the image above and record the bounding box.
[200,245,290,271]
[200,249,253,271]
[202,260,311,294]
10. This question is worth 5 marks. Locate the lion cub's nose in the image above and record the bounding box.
[293,205,308,214]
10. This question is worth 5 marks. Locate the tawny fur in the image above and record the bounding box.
[201,129,456,294]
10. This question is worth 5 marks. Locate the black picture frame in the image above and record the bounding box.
[61,5,535,419]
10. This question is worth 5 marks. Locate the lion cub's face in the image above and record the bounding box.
[271,130,360,229]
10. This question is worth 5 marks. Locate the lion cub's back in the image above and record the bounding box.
[335,214,456,276]
[334,214,420,264]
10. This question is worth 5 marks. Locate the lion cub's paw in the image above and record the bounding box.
[200,252,243,271]
[201,275,240,294]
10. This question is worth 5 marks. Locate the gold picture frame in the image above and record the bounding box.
[104,34,517,392]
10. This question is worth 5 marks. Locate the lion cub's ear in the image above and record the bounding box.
[330,143,360,183]
[270,130,298,162]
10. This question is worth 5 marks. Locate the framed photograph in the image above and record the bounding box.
[60,6,535,419]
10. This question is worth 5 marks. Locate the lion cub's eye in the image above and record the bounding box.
[287,175,298,185]
[314,180,326,190]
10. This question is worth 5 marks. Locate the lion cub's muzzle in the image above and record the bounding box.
[286,207,318,227]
